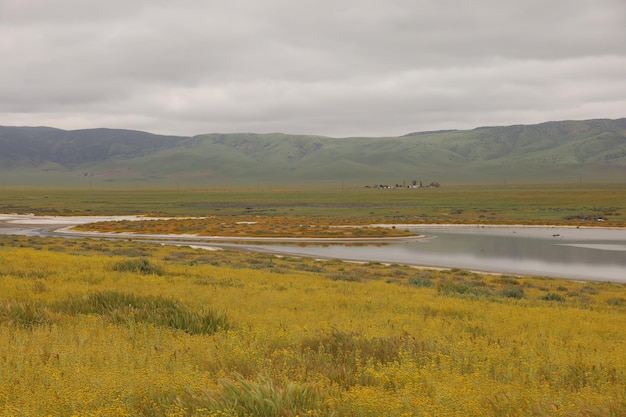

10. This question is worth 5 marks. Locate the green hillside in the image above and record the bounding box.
[1,118,625,186]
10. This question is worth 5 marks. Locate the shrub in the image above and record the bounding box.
[580,285,599,295]
[437,280,494,298]
[408,275,434,288]
[540,293,566,302]
[328,273,362,282]
[499,285,525,299]
[111,247,148,257]
[112,258,163,275]
[492,275,521,285]
[607,297,626,306]
[294,263,325,273]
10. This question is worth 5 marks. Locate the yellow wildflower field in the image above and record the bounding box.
[0,235,624,416]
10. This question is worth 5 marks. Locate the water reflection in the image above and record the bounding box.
[247,227,626,282]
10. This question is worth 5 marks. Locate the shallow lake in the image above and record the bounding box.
[1,215,624,282]
[243,225,626,282]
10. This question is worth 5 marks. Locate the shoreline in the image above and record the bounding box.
[1,213,624,235]
[1,214,625,282]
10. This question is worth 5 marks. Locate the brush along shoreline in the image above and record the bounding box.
[1,214,625,280]
[2,213,624,244]
[0,213,428,243]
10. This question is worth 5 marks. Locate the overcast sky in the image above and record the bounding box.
[1,0,625,137]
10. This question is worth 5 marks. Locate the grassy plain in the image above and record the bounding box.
[1,184,626,416]
[0,235,625,416]
[2,183,626,226]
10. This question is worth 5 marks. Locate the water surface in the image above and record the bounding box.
[1,215,624,282]
[245,226,626,282]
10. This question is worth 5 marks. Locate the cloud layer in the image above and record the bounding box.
[1,0,625,137]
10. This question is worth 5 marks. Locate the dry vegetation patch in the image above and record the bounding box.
[73,215,417,238]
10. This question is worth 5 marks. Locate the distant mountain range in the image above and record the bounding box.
[1,118,625,186]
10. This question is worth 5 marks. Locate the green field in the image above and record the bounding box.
[1,184,625,226]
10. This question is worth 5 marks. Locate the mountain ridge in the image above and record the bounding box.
[1,118,625,185]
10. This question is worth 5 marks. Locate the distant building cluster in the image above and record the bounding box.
[365,181,440,189]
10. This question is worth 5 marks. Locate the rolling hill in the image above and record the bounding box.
[0,118,625,186]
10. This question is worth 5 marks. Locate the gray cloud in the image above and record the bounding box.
[1,0,624,137]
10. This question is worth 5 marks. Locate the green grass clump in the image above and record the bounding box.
[437,279,494,298]
[55,291,229,334]
[181,374,324,417]
[0,299,51,327]
[0,289,230,335]
[300,329,425,386]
